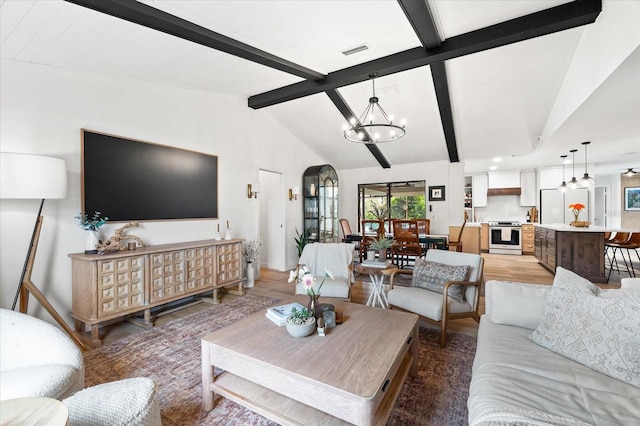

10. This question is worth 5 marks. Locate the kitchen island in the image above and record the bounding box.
[534,224,607,282]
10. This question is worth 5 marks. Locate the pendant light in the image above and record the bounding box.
[568,149,579,190]
[557,155,568,193]
[579,141,595,187]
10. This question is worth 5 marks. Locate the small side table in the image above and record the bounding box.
[0,397,68,425]
[355,263,398,309]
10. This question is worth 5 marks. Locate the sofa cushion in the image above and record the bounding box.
[487,281,550,329]
[411,258,470,303]
[530,267,640,388]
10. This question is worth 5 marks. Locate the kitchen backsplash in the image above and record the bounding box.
[474,195,532,222]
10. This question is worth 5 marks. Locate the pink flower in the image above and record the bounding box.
[301,273,315,291]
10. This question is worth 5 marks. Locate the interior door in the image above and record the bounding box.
[593,186,606,227]
[259,169,285,271]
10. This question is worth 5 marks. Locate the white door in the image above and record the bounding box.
[593,186,606,227]
[259,170,285,271]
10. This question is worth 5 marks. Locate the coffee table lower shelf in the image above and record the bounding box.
[208,351,413,426]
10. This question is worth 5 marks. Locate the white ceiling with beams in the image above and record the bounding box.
[1,0,638,175]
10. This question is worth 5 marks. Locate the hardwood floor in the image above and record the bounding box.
[98,252,633,346]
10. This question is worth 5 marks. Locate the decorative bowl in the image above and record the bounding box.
[285,317,316,337]
[570,221,590,228]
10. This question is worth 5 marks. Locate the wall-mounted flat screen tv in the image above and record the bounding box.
[82,129,218,221]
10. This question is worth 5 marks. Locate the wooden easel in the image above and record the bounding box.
[12,201,88,351]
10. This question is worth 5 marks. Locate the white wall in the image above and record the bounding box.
[0,59,323,323]
[338,160,460,235]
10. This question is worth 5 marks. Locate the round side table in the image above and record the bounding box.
[0,397,68,426]
[355,263,398,308]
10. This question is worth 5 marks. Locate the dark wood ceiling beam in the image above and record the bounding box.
[430,62,459,162]
[249,0,601,109]
[326,90,391,169]
[397,0,441,49]
[64,0,324,80]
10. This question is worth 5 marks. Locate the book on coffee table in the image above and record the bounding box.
[265,302,305,326]
[361,260,392,268]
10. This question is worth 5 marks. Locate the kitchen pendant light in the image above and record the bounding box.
[624,168,637,177]
[343,73,406,143]
[557,155,568,193]
[579,141,595,187]
[568,149,579,190]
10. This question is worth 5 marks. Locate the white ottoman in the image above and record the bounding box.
[63,377,161,426]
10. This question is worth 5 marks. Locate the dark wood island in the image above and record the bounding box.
[534,224,606,283]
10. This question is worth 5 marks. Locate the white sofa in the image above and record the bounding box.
[468,279,640,425]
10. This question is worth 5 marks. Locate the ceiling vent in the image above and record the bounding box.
[341,43,370,56]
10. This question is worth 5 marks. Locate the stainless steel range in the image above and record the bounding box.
[488,221,522,255]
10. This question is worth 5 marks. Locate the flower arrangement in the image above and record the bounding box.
[75,211,108,231]
[568,203,586,222]
[288,264,334,313]
[242,237,263,263]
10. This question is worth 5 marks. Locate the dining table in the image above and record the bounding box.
[345,233,449,251]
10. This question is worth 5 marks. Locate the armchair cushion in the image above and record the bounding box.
[388,286,473,320]
[411,258,470,303]
[296,243,354,299]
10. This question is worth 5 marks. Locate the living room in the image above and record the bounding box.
[1,0,639,425]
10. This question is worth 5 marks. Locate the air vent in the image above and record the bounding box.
[341,44,370,56]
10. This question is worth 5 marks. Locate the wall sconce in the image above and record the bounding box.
[289,186,300,201]
[247,182,260,198]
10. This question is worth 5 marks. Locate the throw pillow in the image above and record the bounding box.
[530,267,640,388]
[488,281,550,330]
[411,258,470,303]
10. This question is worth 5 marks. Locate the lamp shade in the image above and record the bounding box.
[0,152,67,199]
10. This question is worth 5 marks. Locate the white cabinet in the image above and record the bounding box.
[472,175,488,207]
[520,171,536,206]
[488,171,520,188]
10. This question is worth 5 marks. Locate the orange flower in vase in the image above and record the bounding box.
[568,203,586,223]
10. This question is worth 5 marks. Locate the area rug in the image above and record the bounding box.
[84,294,477,425]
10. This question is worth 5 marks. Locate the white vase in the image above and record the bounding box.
[224,228,232,240]
[86,230,99,253]
[244,263,255,288]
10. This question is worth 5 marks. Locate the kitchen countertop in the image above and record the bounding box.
[533,223,632,233]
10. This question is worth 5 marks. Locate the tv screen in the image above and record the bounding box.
[82,129,218,221]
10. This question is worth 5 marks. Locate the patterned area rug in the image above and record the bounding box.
[84,294,477,425]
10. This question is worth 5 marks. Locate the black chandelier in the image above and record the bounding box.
[343,73,406,143]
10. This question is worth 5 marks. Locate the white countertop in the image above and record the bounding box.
[534,223,608,233]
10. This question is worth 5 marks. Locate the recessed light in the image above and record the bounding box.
[490,165,498,170]
[492,157,502,162]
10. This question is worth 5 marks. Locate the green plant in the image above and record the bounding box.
[294,227,312,257]
[287,306,314,325]
[369,201,389,221]
[369,235,393,250]
[75,211,108,231]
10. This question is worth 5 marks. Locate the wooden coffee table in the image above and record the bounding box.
[202,298,418,425]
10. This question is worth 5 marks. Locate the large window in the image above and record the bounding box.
[357,181,426,231]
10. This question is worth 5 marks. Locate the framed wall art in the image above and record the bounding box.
[624,187,640,211]
[429,185,445,201]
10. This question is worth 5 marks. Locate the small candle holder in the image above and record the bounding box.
[127,241,136,250]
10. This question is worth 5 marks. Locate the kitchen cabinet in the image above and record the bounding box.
[472,175,488,207]
[520,171,536,206]
[449,224,481,254]
[303,165,339,243]
[480,223,489,252]
[521,224,535,254]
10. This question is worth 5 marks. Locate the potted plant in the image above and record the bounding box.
[294,227,312,257]
[75,211,108,253]
[285,306,316,337]
[369,235,393,261]
[242,237,263,288]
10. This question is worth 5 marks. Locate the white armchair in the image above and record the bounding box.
[295,243,355,299]
[0,308,85,401]
[388,250,484,347]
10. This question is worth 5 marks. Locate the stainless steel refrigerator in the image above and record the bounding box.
[539,188,589,224]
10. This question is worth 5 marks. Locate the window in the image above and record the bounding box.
[357,181,426,231]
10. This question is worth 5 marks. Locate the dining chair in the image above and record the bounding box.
[392,220,421,268]
[339,218,360,260]
[415,219,430,251]
[448,219,466,252]
[360,220,385,262]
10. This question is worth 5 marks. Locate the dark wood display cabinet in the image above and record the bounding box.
[302,165,339,243]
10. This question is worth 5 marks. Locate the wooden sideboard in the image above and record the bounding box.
[69,239,243,347]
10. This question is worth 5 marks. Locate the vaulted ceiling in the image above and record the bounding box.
[1,0,638,174]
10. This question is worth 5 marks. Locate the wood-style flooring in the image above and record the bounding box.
[99,252,633,346]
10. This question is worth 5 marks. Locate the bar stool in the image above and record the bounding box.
[606,232,633,281]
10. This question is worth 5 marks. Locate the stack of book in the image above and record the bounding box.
[265,302,306,326]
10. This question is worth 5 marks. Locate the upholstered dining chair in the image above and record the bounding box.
[388,250,484,347]
[339,218,360,256]
[448,219,466,252]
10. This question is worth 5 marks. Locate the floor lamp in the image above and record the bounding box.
[0,152,87,351]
